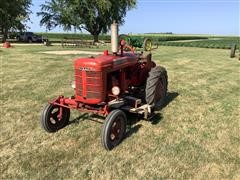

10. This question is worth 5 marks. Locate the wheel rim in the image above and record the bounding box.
[109,116,124,144]
[49,107,60,125]
[145,40,152,51]
[47,105,68,129]
[154,76,166,103]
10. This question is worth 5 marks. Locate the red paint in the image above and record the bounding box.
[48,49,153,116]
[51,96,108,116]
[3,42,11,48]
[74,52,138,104]
[82,71,87,98]
[103,50,108,55]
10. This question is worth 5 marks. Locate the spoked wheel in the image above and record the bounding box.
[146,66,168,108]
[143,38,152,51]
[41,103,70,133]
[101,110,127,150]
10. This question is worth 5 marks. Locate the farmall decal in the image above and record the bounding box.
[79,67,96,71]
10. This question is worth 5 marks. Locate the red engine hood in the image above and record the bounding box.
[74,52,138,71]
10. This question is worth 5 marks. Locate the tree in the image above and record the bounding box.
[38,0,136,42]
[0,0,32,42]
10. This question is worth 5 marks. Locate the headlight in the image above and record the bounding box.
[112,86,120,96]
[71,81,76,89]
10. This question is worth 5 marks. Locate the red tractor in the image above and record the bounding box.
[41,23,168,150]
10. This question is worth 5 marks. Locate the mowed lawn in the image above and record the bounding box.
[1,44,239,179]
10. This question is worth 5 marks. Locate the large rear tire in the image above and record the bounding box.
[145,66,168,108]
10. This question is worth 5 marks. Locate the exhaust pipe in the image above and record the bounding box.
[111,21,118,54]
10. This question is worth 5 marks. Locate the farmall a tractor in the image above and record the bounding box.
[41,23,168,150]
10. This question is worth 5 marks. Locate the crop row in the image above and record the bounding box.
[36,33,239,49]
[158,38,239,49]
[37,33,208,42]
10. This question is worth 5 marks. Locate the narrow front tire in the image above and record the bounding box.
[101,110,127,150]
[41,103,70,133]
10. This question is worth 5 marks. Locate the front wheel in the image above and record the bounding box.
[101,110,127,150]
[41,103,70,133]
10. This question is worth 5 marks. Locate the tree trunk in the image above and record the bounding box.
[93,34,99,43]
[3,28,8,43]
[0,27,3,43]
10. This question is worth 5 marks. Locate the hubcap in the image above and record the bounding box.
[145,40,152,51]
[50,108,59,124]
[48,106,67,128]
[110,117,123,141]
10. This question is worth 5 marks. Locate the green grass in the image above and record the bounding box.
[1,44,240,179]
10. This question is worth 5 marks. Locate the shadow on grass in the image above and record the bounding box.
[67,92,178,144]
[150,113,163,125]
[68,113,88,124]
[68,91,178,124]
[125,124,142,139]
[69,113,104,125]
[124,112,164,139]
[155,91,179,111]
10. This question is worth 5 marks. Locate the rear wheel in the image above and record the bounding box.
[41,103,70,133]
[145,66,168,108]
[101,110,127,150]
[143,38,152,51]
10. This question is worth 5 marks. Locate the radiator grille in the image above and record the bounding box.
[75,69,103,99]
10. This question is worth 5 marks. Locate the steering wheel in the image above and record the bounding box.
[119,34,131,46]
[119,39,135,53]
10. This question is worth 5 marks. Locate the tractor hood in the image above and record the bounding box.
[74,52,138,72]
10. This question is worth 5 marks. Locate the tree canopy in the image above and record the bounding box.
[0,0,32,42]
[38,0,136,42]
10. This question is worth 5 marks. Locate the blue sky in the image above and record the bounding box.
[28,0,239,35]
